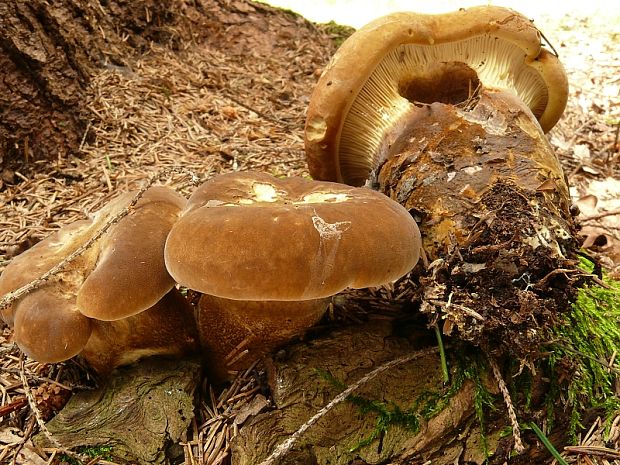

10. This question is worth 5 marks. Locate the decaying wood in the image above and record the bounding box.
[232,321,497,465]
[33,357,201,464]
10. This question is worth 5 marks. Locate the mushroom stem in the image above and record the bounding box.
[371,88,579,358]
[375,88,573,259]
[198,295,329,382]
[303,4,579,388]
[80,288,199,375]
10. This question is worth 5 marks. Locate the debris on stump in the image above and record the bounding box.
[232,321,493,465]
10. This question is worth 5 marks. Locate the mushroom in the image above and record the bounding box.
[80,288,198,375]
[0,186,198,371]
[164,171,421,380]
[304,5,573,258]
[304,7,578,357]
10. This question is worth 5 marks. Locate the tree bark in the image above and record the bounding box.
[33,358,201,464]
[0,0,187,169]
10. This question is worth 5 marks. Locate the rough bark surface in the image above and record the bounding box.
[33,358,201,464]
[233,321,499,465]
[0,0,186,169]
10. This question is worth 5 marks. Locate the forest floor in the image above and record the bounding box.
[0,1,618,464]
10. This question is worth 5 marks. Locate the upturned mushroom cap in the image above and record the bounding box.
[305,6,569,186]
[165,171,421,300]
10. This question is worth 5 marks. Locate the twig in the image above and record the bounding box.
[256,347,439,465]
[18,354,88,464]
[534,268,581,290]
[0,396,27,418]
[580,208,620,221]
[547,343,620,375]
[564,445,620,459]
[488,356,525,454]
[538,28,560,58]
[0,166,201,311]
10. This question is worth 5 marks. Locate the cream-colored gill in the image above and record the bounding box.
[338,34,549,185]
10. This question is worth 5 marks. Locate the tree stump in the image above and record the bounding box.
[233,321,501,465]
[33,357,201,464]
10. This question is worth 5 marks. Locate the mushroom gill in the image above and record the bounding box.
[339,36,550,186]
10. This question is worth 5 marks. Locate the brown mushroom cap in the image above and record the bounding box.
[0,186,186,325]
[0,218,93,326]
[305,6,569,186]
[165,171,421,300]
[0,186,187,365]
[14,291,92,363]
[77,187,186,320]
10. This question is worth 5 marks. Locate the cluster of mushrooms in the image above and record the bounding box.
[0,172,421,379]
[0,5,569,380]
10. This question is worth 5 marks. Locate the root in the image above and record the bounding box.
[488,355,525,454]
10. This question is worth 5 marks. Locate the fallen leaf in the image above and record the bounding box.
[573,144,591,162]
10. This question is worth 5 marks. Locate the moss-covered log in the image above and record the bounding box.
[232,321,505,465]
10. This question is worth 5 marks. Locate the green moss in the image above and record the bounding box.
[316,351,495,455]
[320,21,355,47]
[313,256,619,458]
[57,445,114,464]
[546,257,620,439]
[346,397,420,452]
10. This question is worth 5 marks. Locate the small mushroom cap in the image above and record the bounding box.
[0,186,187,327]
[305,6,568,185]
[77,187,187,320]
[165,171,421,300]
[0,219,92,326]
[14,290,92,363]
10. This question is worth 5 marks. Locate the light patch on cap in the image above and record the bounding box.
[230,183,282,205]
[299,192,350,204]
[306,116,327,142]
[205,200,226,207]
[252,183,280,203]
[312,215,352,239]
